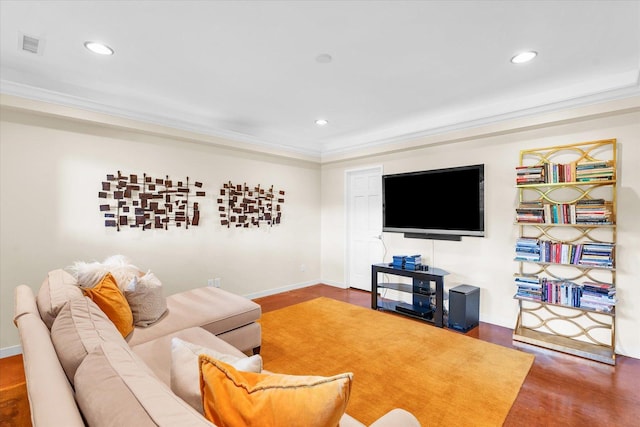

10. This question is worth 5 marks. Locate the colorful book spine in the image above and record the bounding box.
[517,160,614,184]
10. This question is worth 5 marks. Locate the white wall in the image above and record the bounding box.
[2,98,639,360]
[321,110,640,358]
[0,107,321,351]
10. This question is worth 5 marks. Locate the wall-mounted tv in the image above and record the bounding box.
[382,164,485,240]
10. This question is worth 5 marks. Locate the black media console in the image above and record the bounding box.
[371,263,449,327]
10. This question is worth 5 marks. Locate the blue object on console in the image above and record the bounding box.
[391,254,422,270]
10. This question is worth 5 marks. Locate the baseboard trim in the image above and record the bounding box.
[244,281,319,300]
[0,345,22,359]
[320,280,349,289]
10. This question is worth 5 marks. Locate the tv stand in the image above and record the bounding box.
[371,263,449,327]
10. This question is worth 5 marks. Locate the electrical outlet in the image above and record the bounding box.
[214,278,221,288]
[207,279,214,287]
[300,264,306,272]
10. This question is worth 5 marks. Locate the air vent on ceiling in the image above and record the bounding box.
[20,33,43,55]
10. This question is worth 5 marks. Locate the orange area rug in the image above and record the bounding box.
[259,297,534,426]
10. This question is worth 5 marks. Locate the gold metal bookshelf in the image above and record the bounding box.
[513,139,617,365]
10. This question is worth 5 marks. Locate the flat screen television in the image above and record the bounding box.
[382,164,485,239]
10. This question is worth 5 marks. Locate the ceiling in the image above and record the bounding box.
[1,1,639,160]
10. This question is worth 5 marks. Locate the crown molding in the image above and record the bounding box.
[320,68,640,158]
[321,94,640,164]
[2,67,639,165]
[0,80,323,160]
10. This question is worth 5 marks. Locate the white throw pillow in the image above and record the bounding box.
[102,254,142,290]
[67,261,109,288]
[124,271,167,327]
[170,337,263,414]
[68,255,142,290]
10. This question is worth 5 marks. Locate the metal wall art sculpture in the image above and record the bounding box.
[217,181,285,228]
[99,171,205,231]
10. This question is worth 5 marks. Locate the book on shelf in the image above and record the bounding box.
[515,199,613,225]
[548,203,576,224]
[515,239,614,268]
[515,238,540,261]
[582,282,615,294]
[539,162,577,184]
[579,243,615,268]
[541,278,582,307]
[516,160,614,185]
[514,275,616,312]
[581,282,616,312]
[515,201,545,223]
[515,165,545,184]
[575,199,614,224]
[514,275,543,300]
[538,241,584,265]
[576,160,615,182]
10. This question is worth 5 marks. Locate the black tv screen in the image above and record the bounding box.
[382,164,485,237]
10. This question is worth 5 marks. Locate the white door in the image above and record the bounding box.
[346,166,383,291]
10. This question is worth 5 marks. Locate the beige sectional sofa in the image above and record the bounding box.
[14,269,420,427]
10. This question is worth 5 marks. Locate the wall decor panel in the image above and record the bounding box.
[217,181,285,228]
[99,171,206,231]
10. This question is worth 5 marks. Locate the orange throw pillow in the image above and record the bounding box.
[199,355,352,427]
[82,273,134,337]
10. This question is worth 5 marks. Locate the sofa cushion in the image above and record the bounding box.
[369,409,422,427]
[124,271,167,327]
[215,321,262,354]
[75,342,214,427]
[51,296,127,384]
[36,269,83,329]
[126,287,261,347]
[171,337,262,414]
[81,273,134,337]
[199,355,353,427]
[131,326,248,387]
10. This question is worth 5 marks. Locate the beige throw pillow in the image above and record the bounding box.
[170,337,262,414]
[125,271,167,327]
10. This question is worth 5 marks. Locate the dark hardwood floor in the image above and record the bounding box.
[2,284,638,426]
[254,284,640,427]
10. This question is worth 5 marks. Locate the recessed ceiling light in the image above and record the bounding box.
[511,51,537,64]
[315,119,328,126]
[84,41,114,55]
[315,54,332,64]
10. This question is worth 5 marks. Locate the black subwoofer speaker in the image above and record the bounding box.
[448,284,479,332]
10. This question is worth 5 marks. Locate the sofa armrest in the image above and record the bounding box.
[16,313,85,427]
[369,409,421,427]
[13,284,39,325]
[14,284,86,426]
